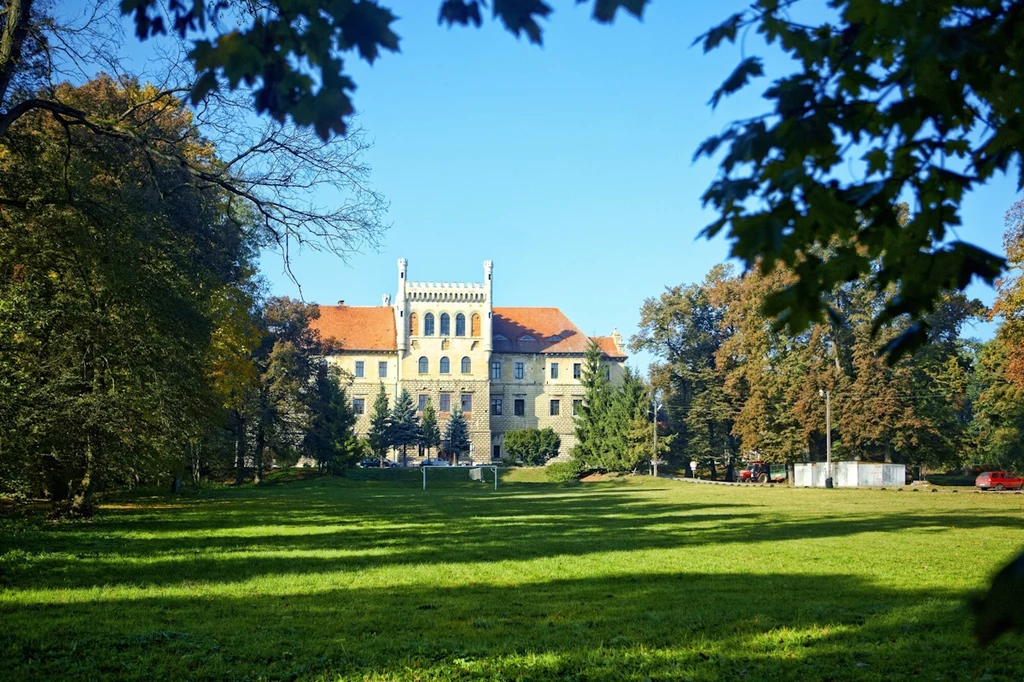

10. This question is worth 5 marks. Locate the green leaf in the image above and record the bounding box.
[709,58,764,108]
[584,0,650,23]
[189,71,219,104]
[694,13,744,52]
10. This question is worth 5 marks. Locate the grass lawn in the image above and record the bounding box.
[2,472,1023,681]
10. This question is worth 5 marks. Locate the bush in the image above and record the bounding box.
[546,460,585,483]
[504,428,561,466]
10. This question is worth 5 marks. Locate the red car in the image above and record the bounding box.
[975,471,1024,491]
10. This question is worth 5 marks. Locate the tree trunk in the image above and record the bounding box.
[254,420,265,485]
[234,410,247,485]
[192,442,202,483]
[0,0,35,107]
[70,437,95,515]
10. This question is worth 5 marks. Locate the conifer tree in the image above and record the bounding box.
[573,340,613,467]
[367,383,391,465]
[443,406,471,461]
[420,398,441,459]
[387,388,421,466]
[303,362,357,474]
[606,368,657,472]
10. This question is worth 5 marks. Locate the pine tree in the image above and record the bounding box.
[367,383,390,465]
[303,362,357,474]
[420,398,441,459]
[607,368,656,472]
[387,388,421,466]
[573,340,613,467]
[444,406,471,461]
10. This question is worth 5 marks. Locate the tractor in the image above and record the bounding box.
[738,461,788,483]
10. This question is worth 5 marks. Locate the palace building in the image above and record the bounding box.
[310,259,628,463]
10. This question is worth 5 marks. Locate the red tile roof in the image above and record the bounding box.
[590,335,626,359]
[310,304,625,359]
[492,307,625,358]
[311,305,396,351]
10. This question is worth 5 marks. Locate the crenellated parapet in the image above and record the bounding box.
[406,281,488,303]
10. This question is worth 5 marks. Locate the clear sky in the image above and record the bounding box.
[73,1,1020,373]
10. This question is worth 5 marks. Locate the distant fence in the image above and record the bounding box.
[793,462,905,488]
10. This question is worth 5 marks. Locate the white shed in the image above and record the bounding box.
[793,461,905,487]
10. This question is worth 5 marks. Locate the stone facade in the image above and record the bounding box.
[315,259,627,464]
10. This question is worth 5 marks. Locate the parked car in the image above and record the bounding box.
[975,471,1024,491]
[419,458,451,467]
[359,458,399,468]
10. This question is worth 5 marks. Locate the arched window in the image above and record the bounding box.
[440,356,450,374]
[461,356,471,373]
[455,313,466,336]
[440,313,450,336]
[409,312,418,336]
[471,313,481,337]
[424,313,435,336]
[418,356,428,374]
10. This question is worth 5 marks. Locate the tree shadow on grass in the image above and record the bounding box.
[2,481,1023,594]
[3,571,1022,681]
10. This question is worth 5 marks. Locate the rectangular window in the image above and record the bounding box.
[573,363,582,379]
[550,399,560,416]
[354,361,364,378]
[352,398,365,415]
[550,362,559,379]
[378,361,387,378]
[514,399,525,416]
[461,394,472,412]
[492,444,501,461]
[573,399,582,416]
[491,398,502,415]
[490,360,502,380]
[439,393,451,412]
[514,362,524,380]
[418,394,428,412]
[603,365,611,380]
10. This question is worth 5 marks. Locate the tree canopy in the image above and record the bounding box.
[630,248,1019,473]
[0,77,256,508]
[104,0,1022,353]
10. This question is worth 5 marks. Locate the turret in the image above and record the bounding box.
[396,258,408,352]
[483,260,494,352]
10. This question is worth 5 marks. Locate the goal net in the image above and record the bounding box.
[422,465,499,490]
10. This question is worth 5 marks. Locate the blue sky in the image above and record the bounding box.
[82,1,1020,372]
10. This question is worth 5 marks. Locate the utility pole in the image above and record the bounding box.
[651,393,662,478]
[819,388,832,487]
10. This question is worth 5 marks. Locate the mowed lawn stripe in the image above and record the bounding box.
[1,475,1022,681]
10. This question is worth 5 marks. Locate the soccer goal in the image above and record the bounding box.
[421,465,499,490]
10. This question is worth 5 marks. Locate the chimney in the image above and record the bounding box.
[382,294,392,306]
[337,300,345,306]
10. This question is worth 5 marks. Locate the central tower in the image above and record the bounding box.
[393,258,495,460]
